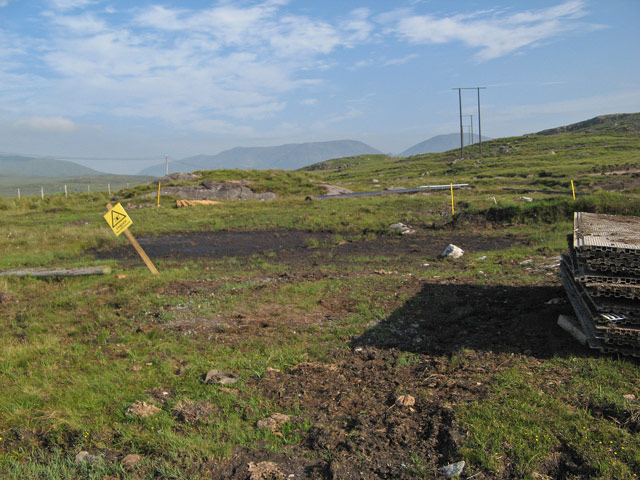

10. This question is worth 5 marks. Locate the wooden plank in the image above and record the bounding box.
[0,266,111,278]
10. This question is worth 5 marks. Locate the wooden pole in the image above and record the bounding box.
[41,186,44,200]
[123,229,159,275]
[571,180,576,200]
[108,183,111,195]
[450,182,455,215]
[157,182,161,207]
[64,185,68,197]
[106,203,159,275]
[17,188,20,200]
[88,184,90,194]
[0,266,111,278]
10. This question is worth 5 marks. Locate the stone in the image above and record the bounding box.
[204,369,239,385]
[395,395,416,407]
[441,244,464,259]
[126,401,161,418]
[248,461,284,480]
[122,454,142,469]
[256,413,291,432]
[623,394,636,401]
[438,460,465,478]
[389,222,416,235]
[74,451,101,464]
[152,172,201,185]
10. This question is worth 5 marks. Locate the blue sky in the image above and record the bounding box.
[0,0,638,173]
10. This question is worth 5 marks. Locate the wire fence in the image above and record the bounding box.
[0,181,148,199]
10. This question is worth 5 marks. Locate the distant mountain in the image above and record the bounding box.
[400,133,491,157]
[0,154,103,177]
[536,113,640,136]
[139,140,382,175]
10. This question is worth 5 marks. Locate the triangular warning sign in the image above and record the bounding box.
[104,203,132,236]
[111,210,126,228]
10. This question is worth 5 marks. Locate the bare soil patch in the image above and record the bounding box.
[92,229,522,266]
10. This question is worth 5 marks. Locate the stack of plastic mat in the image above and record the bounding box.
[560,212,640,356]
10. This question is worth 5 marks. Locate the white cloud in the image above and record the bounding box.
[0,1,9,7]
[301,98,317,106]
[383,53,419,66]
[388,0,595,61]
[49,0,96,10]
[15,116,76,132]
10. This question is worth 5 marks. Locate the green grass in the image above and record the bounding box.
[1,116,639,478]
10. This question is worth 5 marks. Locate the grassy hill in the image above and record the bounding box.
[0,174,155,198]
[140,140,382,175]
[0,113,639,479]
[0,154,102,177]
[301,113,640,199]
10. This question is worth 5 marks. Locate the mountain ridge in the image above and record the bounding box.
[139,140,382,175]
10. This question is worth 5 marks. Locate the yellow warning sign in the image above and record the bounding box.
[104,202,132,236]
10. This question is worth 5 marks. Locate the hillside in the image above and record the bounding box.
[536,113,640,136]
[299,112,640,196]
[400,133,491,157]
[139,140,382,176]
[0,154,103,177]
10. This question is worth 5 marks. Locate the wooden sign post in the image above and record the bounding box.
[104,203,159,275]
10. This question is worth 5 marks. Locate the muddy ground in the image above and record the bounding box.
[94,228,521,267]
[91,228,591,479]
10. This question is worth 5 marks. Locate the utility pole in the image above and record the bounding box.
[453,88,464,158]
[165,155,169,176]
[453,86,486,156]
[464,115,473,145]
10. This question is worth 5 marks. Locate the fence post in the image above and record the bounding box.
[108,184,111,195]
[17,188,20,200]
[64,185,68,197]
[41,186,44,200]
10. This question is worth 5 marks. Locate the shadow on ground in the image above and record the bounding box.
[352,283,589,359]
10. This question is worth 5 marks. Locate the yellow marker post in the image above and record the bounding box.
[157,182,161,207]
[104,203,159,275]
[571,180,576,200]
[450,182,455,215]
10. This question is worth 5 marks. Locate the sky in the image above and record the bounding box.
[0,0,639,174]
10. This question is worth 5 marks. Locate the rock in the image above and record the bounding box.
[624,394,636,401]
[122,454,142,470]
[126,401,161,418]
[545,298,565,305]
[519,259,534,265]
[389,222,416,235]
[265,367,281,374]
[371,179,379,183]
[477,255,487,261]
[74,451,101,464]
[256,413,291,432]
[248,461,284,480]
[204,369,239,385]
[441,244,464,259]
[548,150,556,155]
[395,395,416,407]
[520,196,533,202]
[438,460,465,478]
[152,172,201,185]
